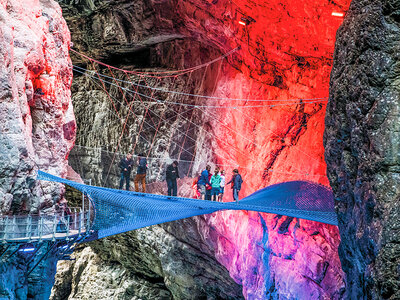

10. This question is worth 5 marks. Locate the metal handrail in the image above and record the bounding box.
[0,211,91,242]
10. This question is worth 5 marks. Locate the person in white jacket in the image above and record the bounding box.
[219,170,226,202]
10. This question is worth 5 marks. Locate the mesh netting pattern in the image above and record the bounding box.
[38,171,337,239]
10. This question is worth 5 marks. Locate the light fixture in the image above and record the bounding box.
[332,12,344,17]
[239,16,255,26]
[18,247,35,253]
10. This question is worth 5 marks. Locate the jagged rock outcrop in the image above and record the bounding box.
[324,0,400,298]
[0,0,74,298]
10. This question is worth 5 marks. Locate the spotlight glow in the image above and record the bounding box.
[332,12,344,17]
[19,247,35,253]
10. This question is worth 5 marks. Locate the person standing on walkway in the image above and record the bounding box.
[206,172,212,200]
[219,170,226,202]
[227,169,243,202]
[210,168,222,201]
[134,153,147,193]
[166,160,179,196]
[119,153,134,190]
[192,174,201,199]
[197,165,211,200]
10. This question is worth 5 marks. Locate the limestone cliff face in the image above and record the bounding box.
[0,0,74,298]
[54,0,351,299]
[324,0,400,298]
[0,0,74,215]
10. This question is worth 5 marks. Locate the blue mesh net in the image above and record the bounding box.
[37,171,337,239]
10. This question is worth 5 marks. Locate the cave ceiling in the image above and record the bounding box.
[62,0,352,86]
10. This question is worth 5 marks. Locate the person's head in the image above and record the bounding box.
[220,170,225,175]
[172,160,178,167]
[126,153,132,160]
[214,168,219,175]
[138,153,145,159]
[206,165,211,171]
[233,169,239,174]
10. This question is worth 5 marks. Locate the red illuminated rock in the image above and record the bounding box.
[0,0,74,215]
[54,0,353,298]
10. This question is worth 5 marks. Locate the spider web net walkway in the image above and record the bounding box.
[38,171,337,240]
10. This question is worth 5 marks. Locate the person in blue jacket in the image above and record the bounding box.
[119,153,134,190]
[227,169,243,202]
[166,161,179,196]
[197,165,211,200]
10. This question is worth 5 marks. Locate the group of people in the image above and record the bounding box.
[194,165,243,202]
[118,153,244,202]
[119,153,147,192]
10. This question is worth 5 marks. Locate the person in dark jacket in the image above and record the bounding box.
[134,153,147,192]
[197,165,211,200]
[227,169,243,202]
[166,161,179,196]
[119,153,134,190]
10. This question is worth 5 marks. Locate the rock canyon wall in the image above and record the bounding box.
[0,0,74,298]
[52,0,350,299]
[1,0,398,299]
[325,0,400,298]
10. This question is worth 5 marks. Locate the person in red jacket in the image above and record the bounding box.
[192,174,201,199]
[205,173,212,200]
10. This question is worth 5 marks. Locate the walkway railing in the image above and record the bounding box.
[0,208,91,243]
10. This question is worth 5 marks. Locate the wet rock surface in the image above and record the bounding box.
[324,0,400,298]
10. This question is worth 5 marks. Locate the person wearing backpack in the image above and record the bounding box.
[227,169,243,202]
[166,160,179,196]
[210,168,222,201]
[134,153,147,193]
[197,165,212,200]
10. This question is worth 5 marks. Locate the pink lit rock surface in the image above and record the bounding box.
[0,0,74,214]
[181,0,351,297]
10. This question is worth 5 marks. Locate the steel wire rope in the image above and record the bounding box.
[102,72,142,187]
[143,74,179,159]
[70,47,239,77]
[76,62,328,176]
[83,69,246,168]
[71,144,326,178]
[75,68,324,178]
[73,67,327,179]
[73,64,328,103]
[73,67,322,164]
[80,75,198,156]
[231,105,328,166]
[172,68,195,165]
[79,70,239,171]
[73,67,327,108]
[197,106,309,175]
